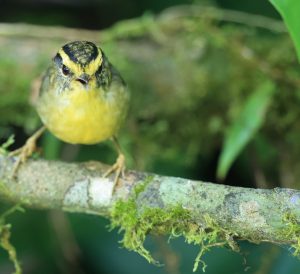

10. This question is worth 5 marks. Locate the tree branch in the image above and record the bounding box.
[0,155,299,247]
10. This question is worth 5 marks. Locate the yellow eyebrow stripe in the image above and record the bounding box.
[58,47,103,75]
[58,49,81,73]
[85,51,102,74]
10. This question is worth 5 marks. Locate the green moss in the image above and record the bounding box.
[0,135,15,155]
[0,180,31,208]
[183,214,239,272]
[111,182,239,272]
[133,176,154,197]
[0,204,24,274]
[0,181,14,202]
[282,212,300,256]
[111,197,157,264]
[110,176,156,264]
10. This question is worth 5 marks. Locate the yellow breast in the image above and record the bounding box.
[37,86,128,144]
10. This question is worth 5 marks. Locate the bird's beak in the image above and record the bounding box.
[76,73,90,87]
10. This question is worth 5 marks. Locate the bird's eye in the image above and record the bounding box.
[62,65,70,76]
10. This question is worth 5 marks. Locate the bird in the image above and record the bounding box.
[10,41,130,185]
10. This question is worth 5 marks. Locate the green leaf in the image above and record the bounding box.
[269,0,300,61]
[217,81,276,180]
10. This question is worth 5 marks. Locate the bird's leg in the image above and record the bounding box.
[103,136,126,188]
[9,126,46,177]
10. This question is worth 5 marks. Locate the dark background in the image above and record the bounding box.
[0,0,279,29]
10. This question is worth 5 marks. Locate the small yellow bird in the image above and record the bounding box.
[11,41,130,182]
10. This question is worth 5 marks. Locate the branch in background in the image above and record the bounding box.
[0,23,99,41]
[0,154,299,266]
[0,5,286,42]
[160,5,287,33]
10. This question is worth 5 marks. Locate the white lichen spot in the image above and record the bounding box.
[63,179,89,209]
[290,193,300,206]
[88,177,114,207]
[237,201,267,227]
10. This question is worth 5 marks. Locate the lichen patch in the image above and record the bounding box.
[88,177,114,207]
[63,179,89,209]
[237,201,266,227]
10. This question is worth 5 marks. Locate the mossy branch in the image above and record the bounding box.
[0,155,300,258]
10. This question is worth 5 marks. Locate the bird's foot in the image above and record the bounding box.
[9,126,46,177]
[103,153,125,189]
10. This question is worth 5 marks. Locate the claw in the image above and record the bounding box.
[103,136,126,190]
[9,126,46,177]
[103,153,125,188]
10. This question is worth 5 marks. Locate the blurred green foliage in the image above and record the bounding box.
[1,1,300,274]
[270,0,300,61]
[217,80,275,179]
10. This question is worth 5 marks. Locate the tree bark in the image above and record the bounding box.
[0,155,299,246]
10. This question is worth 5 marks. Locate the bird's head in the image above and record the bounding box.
[53,41,111,93]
